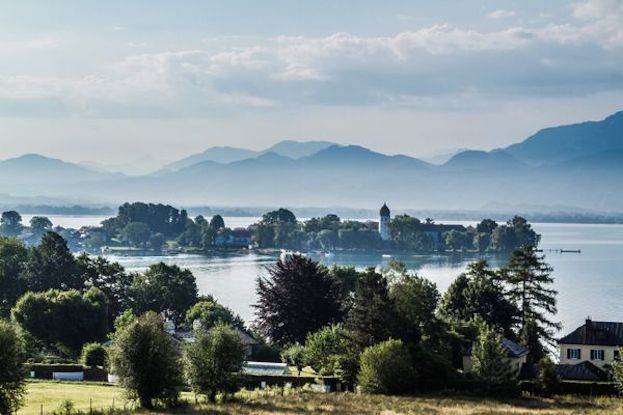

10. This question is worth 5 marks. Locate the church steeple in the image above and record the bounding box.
[379,203,391,241]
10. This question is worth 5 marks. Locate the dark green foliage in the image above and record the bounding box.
[109,312,182,409]
[0,211,23,237]
[12,288,108,355]
[411,343,458,390]
[280,344,305,374]
[186,296,244,330]
[443,229,472,252]
[77,254,133,330]
[390,272,440,345]
[121,222,151,247]
[389,215,432,251]
[254,255,343,344]
[500,247,560,360]
[471,320,516,394]
[183,324,245,402]
[132,262,198,325]
[23,231,82,292]
[491,216,540,252]
[302,325,360,386]
[357,339,416,395]
[536,356,560,396]
[439,261,518,338]
[102,202,188,239]
[80,342,107,368]
[476,219,498,234]
[0,320,27,415]
[0,237,28,317]
[612,348,623,393]
[346,269,397,348]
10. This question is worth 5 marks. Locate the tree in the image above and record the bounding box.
[209,215,225,231]
[439,261,518,338]
[536,355,560,396]
[77,254,133,329]
[390,272,440,345]
[0,320,27,415]
[0,211,23,237]
[0,237,28,317]
[261,209,296,224]
[357,339,416,395]
[476,219,498,234]
[22,231,81,292]
[132,263,198,325]
[183,324,245,402]
[109,312,182,409]
[186,297,244,331]
[301,324,360,386]
[149,233,167,251]
[612,348,623,393]
[254,255,343,344]
[121,222,151,248]
[29,216,53,234]
[471,320,516,394]
[81,342,108,367]
[281,344,306,376]
[500,247,560,360]
[12,288,109,356]
[389,215,431,252]
[346,269,397,348]
[443,229,472,252]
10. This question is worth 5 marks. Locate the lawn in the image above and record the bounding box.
[19,381,623,415]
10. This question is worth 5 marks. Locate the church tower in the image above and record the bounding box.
[379,203,391,241]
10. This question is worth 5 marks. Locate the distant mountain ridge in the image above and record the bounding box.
[2,110,622,211]
[161,140,336,172]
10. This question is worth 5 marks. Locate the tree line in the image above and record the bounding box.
[1,202,540,254]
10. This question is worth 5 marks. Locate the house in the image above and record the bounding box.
[463,337,529,376]
[421,223,467,249]
[214,228,254,248]
[558,318,623,370]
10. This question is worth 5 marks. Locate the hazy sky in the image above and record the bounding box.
[1,0,622,169]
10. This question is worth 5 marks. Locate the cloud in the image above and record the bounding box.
[487,10,517,20]
[0,1,622,117]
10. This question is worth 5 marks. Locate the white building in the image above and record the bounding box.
[379,203,391,241]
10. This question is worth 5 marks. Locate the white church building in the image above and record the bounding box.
[378,203,391,241]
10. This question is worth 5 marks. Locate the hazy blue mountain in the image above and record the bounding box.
[504,111,623,166]
[0,154,123,185]
[161,140,337,173]
[161,146,258,171]
[422,148,470,165]
[2,111,622,211]
[442,150,526,171]
[262,140,335,159]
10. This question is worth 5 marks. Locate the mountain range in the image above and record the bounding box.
[1,110,622,211]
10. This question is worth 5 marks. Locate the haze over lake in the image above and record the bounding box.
[38,214,621,334]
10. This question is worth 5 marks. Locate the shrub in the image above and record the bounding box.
[81,342,108,368]
[0,320,27,415]
[183,324,245,402]
[471,320,516,394]
[357,339,416,394]
[108,312,182,409]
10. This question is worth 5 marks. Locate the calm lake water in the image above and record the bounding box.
[29,214,623,334]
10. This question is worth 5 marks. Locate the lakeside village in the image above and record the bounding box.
[1,202,540,255]
[2,203,623,413]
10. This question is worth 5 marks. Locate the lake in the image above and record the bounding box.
[31,214,623,334]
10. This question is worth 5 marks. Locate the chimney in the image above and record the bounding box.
[584,317,592,343]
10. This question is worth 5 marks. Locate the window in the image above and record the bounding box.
[567,348,581,360]
[590,349,605,361]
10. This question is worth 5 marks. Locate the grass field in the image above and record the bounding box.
[19,381,623,415]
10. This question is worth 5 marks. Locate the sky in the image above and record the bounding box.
[0,0,622,171]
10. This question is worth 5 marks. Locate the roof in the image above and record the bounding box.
[235,328,260,346]
[242,361,288,376]
[559,320,623,346]
[502,337,529,358]
[421,224,467,233]
[556,361,609,381]
[380,203,390,217]
[464,337,529,358]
